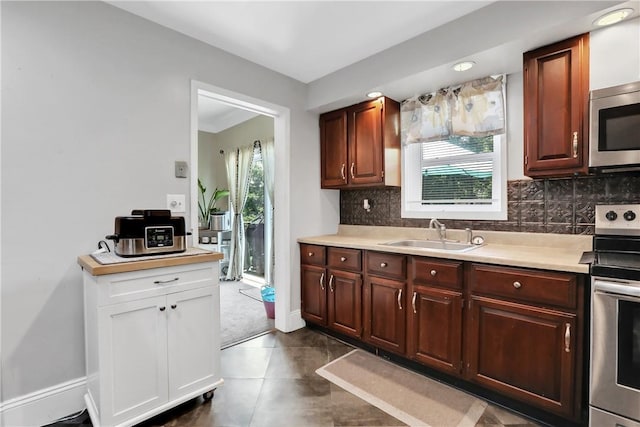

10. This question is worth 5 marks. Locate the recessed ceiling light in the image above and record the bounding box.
[366,91,383,98]
[453,61,475,72]
[594,8,633,26]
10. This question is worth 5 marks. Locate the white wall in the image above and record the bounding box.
[1,1,338,413]
[590,16,640,89]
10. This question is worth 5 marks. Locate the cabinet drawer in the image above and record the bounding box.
[410,257,463,290]
[366,251,406,280]
[470,264,577,309]
[94,263,217,306]
[300,244,326,266]
[327,247,362,272]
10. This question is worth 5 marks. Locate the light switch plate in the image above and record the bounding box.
[175,161,188,178]
[167,194,186,213]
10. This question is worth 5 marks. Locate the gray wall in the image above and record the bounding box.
[1,1,337,401]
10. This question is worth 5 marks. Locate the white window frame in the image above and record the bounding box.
[401,134,507,220]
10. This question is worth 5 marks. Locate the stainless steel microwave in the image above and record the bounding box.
[589,81,640,171]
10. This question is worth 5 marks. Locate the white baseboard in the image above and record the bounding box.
[0,377,86,427]
[283,309,306,333]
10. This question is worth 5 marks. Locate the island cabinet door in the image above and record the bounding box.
[407,285,463,376]
[301,264,327,325]
[466,296,577,418]
[327,269,362,338]
[363,275,406,354]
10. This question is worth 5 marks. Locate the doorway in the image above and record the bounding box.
[189,81,294,340]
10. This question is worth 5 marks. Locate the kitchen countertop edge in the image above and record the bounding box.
[78,250,224,276]
[298,228,591,274]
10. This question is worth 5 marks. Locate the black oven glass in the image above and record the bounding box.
[618,300,640,390]
[599,103,640,151]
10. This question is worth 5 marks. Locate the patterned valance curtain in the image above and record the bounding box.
[401,75,505,144]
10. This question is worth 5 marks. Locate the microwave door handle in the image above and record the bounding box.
[594,280,640,299]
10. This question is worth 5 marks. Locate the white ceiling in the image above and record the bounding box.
[108,0,639,129]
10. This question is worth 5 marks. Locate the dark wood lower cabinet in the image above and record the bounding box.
[327,269,362,338]
[300,245,585,424]
[300,264,327,325]
[466,296,577,418]
[363,275,406,354]
[407,285,463,375]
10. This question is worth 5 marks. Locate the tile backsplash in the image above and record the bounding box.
[340,173,640,235]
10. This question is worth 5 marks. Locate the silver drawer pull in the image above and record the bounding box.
[430,270,437,277]
[308,252,314,257]
[154,277,179,285]
[340,256,347,262]
[513,281,522,289]
[380,262,387,268]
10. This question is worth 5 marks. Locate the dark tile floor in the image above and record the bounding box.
[50,328,541,427]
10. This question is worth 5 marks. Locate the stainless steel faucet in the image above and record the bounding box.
[429,218,446,241]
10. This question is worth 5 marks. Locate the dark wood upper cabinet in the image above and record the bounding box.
[523,33,590,177]
[320,97,400,188]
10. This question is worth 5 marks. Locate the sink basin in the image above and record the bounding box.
[381,239,483,252]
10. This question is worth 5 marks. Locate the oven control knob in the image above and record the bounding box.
[624,210,636,221]
[605,210,618,221]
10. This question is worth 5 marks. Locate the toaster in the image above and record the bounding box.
[106,209,187,257]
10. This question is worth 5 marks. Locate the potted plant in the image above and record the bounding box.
[198,179,229,229]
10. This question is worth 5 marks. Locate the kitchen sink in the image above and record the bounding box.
[381,239,483,252]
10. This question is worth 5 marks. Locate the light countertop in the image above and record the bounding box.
[298,225,592,274]
[78,247,224,276]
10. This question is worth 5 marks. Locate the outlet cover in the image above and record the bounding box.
[175,161,188,178]
[167,194,186,213]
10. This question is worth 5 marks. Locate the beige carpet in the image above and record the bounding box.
[316,349,487,427]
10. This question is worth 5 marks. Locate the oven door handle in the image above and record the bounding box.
[594,280,640,299]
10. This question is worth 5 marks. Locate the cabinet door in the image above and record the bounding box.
[348,99,384,185]
[523,33,589,177]
[467,296,577,418]
[327,269,362,338]
[364,276,406,354]
[301,264,327,325]
[167,286,219,400]
[407,285,462,375]
[98,296,168,425]
[320,109,348,188]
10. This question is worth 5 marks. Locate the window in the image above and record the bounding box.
[402,134,506,220]
[401,75,507,220]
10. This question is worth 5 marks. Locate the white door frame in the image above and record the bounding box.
[190,80,295,333]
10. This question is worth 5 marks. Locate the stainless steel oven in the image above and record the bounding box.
[590,204,640,427]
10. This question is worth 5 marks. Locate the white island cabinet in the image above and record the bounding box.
[78,252,224,427]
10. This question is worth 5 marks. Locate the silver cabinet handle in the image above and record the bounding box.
[154,277,179,285]
[380,262,387,268]
[329,274,335,292]
[430,270,437,277]
[513,281,522,289]
[350,162,355,179]
[340,163,346,182]
[308,252,314,257]
[572,132,578,158]
[319,272,325,291]
[412,291,417,314]
[397,289,403,310]
[340,256,347,262]
[564,323,571,353]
